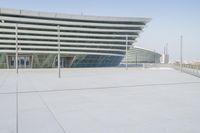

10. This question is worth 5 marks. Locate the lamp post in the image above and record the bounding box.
[58,25,61,78]
[154,50,156,64]
[136,53,137,67]
[15,23,19,133]
[16,24,18,74]
[125,35,128,70]
[180,35,183,72]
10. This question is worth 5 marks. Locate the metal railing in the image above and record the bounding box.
[143,63,200,78]
[174,64,200,78]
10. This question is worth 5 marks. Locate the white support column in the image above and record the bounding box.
[15,24,18,74]
[180,35,183,72]
[24,57,26,69]
[58,25,61,78]
[126,35,128,70]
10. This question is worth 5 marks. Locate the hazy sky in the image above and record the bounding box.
[0,0,200,61]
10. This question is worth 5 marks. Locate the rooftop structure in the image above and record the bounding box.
[121,46,161,64]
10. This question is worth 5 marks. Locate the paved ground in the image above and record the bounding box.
[0,67,200,133]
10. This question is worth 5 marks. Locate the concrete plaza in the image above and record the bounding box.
[0,68,200,133]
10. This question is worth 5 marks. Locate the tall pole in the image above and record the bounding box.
[15,24,19,133]
[16,69,19,133]
[16,24,18,74]
[154,50,156,63]
[180,35,183,72]
[58,25,61,78]
[126,35,128,70]
[136,53,137,67]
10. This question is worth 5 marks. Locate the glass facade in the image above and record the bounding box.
[0,53,123,68]
[122,47,161,64]
[72,55,123,67]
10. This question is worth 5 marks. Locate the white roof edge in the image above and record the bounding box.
[0,8,151,23]
[133,46,161,55]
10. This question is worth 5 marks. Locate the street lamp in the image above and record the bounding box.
[180,35,183,72]
[16,24,18,74]
[58,25,61,78]
[125,35,128,70]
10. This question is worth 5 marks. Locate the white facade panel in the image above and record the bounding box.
[0,8,150,61]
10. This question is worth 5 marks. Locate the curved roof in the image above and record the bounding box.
[0,8,151,57]
[132,46,161,56]
[0,8,151,23]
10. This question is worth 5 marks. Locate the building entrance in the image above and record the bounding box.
[7,55,32,69]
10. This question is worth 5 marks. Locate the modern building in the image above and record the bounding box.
[161,54,169,64]
[161,44,169,64]
[0,8,150,68]
[121,46,161,65]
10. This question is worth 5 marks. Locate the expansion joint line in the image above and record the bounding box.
[1,81,200,95]
[26,77,67,133]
